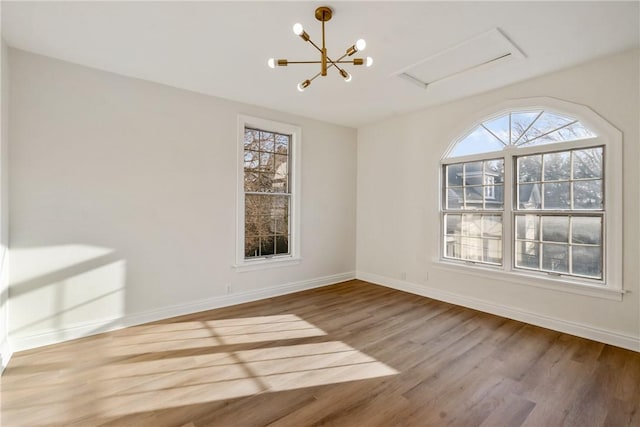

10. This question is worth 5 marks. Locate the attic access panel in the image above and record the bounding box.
[395,28,525,89]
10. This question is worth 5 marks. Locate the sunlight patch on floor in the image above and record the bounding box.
[1,314,398,425]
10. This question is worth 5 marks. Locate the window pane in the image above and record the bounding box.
[518,155,542,183]
[543,182,571,209]
[556,122,596,141]
[244,150,259,169]
[483,239,502,264]
[542,243,569,273]
[445,236,461,258]
[449,127,505,157]
[482,215,502,238]
[529,112,574,135]
[273,154,289,192]
[259,152,274,171]
[511,111,541,144]
[245,236,260,258]
[461,237,483,261]
[245,196,270,237]
[275,235,290,255]
[446,214,462,235]
[485,159,504,183]
[573,148,602,179]
[573,180,603,210]
[447,163,463,186]
[275,134,289,154]
[518,183,542,209]
[464,187,483,207]
[483,115,510,144]
[260,236,275,256]
[516,215,539,241]
[515,241,540,269]
[447,188,463,209]
[572,217,602,245]
[462,214,482,237]
[485,184,503,208]
[244,172,259,192]
[542,216,569,243]
[572,246,602,279]
[464,162,483,185]
[259,131,275,152]
[244,129,260,150]
[543,152,571,181]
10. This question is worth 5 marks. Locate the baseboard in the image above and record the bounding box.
[356,271,640,352]
[9,271,356,352]
[0,336,12,374]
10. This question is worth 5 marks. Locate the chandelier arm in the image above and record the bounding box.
[306,38,324,55]
[283,61,324,64]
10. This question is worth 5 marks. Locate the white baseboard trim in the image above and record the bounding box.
[356,271,640,352]
[0,336,12,374]
[10,271,356,352]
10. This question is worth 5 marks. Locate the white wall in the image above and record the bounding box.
[0,39,10,368]
[357,49,640,350]
[9,49,357,350]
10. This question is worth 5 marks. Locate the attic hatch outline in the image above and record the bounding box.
[394,28,526,89]
[445,110,597,158]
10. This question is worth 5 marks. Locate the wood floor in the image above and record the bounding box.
[1,280,639,427]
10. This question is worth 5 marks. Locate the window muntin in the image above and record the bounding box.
[447,110,595,158]
[243,128,291,259]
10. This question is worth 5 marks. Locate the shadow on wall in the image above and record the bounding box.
[8,244,127,347]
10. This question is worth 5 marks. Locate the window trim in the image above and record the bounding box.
[437,97,623,299]
[234,115,302,271]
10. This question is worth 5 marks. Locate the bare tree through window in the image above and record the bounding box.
[244,128,291,258]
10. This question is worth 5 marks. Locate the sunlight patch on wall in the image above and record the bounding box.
[8,245,125,338]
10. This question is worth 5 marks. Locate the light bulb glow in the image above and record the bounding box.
[356,39,366,51]
[345,73,352,82]
[293,23,304,36]
[267,58,275,69]
[366,56,373,67]
[297,79,311,92]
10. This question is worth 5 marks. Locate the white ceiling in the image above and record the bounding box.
[2,1,639,128]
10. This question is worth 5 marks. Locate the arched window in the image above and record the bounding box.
[440,98,622,297]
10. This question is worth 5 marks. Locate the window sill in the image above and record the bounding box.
[432,260,625,301]
[233,256,302,272]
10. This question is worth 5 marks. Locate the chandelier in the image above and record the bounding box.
[268,6,372,91]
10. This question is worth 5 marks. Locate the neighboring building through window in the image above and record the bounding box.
[440,100,622,295]
[236,116,301,270]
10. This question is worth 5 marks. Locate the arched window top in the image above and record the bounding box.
[447,109,596,158]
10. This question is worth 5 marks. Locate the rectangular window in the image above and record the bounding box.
[243,128,291,258]
[514,147,604,279]
[236,116,301,270]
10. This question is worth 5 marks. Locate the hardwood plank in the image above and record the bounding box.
[1,280,638,427]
